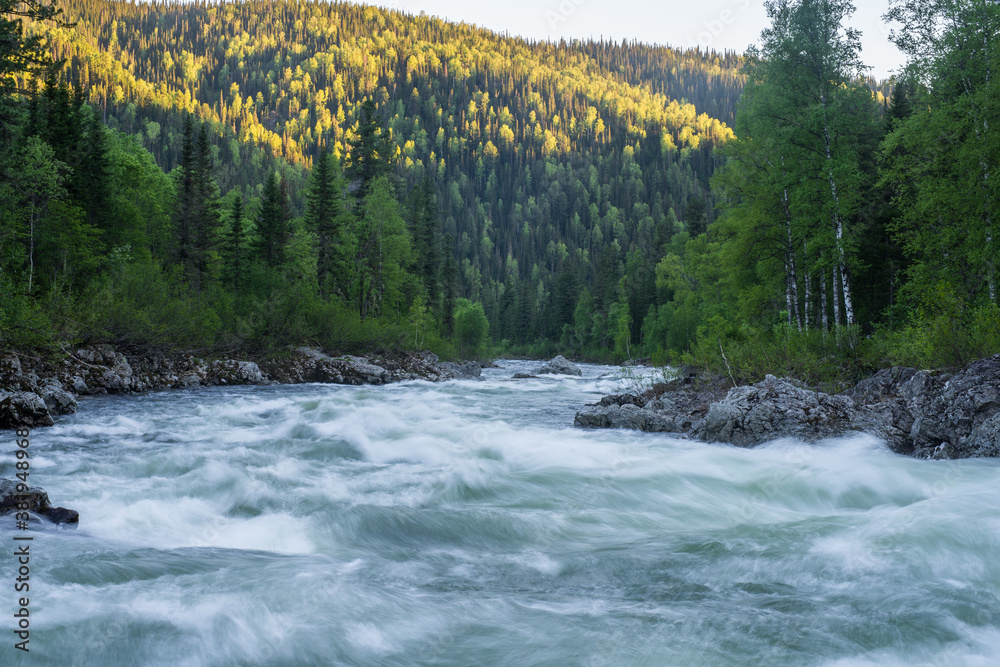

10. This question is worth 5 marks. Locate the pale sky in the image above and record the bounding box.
[360,0,905,81]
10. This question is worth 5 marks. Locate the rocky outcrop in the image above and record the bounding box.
[575,354,1000,460]
[694,375,880,447]
[0,391,54,428]
[1,345,483,430]
[0,478,79,525]
[574,372,729,433]
[537,355,582,376]
[841,356,1000,459]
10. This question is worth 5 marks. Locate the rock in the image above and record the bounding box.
[966,413,1000,458]
[575,403,688,432]
[42,507,79,525]
[0,391,54,428]
[68,375,89,394]
[0,354,22,390]
[0,478,79,526]
[576,354,1000,459]
[837,355,1000,458]
[512,373,539,379]
[98,353,134,392]
[208,360,267,385]
[575,377,725,434]
[695,375,868,447]
[437,361,482,380]
[37,381,78,415]
[20,372,40,392]
[538,355,582,376]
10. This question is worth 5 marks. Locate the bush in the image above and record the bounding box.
[454,298,490,357]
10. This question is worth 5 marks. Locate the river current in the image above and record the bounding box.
[2,360,1000,666]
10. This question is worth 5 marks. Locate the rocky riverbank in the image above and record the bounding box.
[0,345,482,430]
[575,355,1000,460]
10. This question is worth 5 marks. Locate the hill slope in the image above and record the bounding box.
[36,0,743,349]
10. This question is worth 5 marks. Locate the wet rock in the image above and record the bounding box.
[0,478,79,525]
[575,377,726,434]
[512,373,540,379]
[37,380,78,415]
[0,391,54,428]
[575,403,689,433]
[538,355,582,376]
[437,361,482,380]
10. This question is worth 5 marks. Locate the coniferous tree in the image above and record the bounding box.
[174,114,199,283]
[193,122,221,284]
[406,176,440,307]
[346,99,396,201]
[78,111,112,240]
[256,171,290,268]
[305,147,350,295]
[223,194,246,294]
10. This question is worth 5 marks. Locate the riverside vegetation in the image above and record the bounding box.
[1,0,999,394]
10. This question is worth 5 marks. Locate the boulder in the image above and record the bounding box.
[0,391,54,428]
[0,478,78,526]
[37,380,78,415]
[575,403,690,433]
[575,377,725,434]
[437,361,482,380]
[538,355,582,376]
[841,355,1000,458]
[694,375,871,447]
[208,360,268,385]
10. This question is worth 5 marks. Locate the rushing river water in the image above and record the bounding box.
[2,360,1000,666]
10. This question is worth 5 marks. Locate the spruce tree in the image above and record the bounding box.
[79,112,112,241]
[346,98,395,200]
[305,147,349,295]
[256,171,289,268]
[193,122,221,284]
[224,195,246,294]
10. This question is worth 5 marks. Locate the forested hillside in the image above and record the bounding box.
[4,0,996,381]
[3,0,746,357]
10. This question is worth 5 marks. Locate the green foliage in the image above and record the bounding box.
[454,298,490,357]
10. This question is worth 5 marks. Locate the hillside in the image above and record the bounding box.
[28,0,742,350]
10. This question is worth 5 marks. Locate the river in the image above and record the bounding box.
[2,360,999,665]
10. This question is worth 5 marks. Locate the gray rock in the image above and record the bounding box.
[575,403,688,432]
[0,478,79,525]
[0,354,22,390]
[0,391,54,428]
[695,375,867,447]
[38,381,78,415]
[538,355,582,376]
[967,413,1000,457]
[437,361,482,380]
[575,380,722,434]
[512,373,540,379]
[69,375,89,394]
[209,360,267,385]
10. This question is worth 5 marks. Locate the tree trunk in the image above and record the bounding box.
[822,93,855,325]
[820,269,829,333]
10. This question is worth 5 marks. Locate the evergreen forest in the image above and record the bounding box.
[1,0,998,383]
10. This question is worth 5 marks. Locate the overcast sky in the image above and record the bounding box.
[358,0,905,81]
